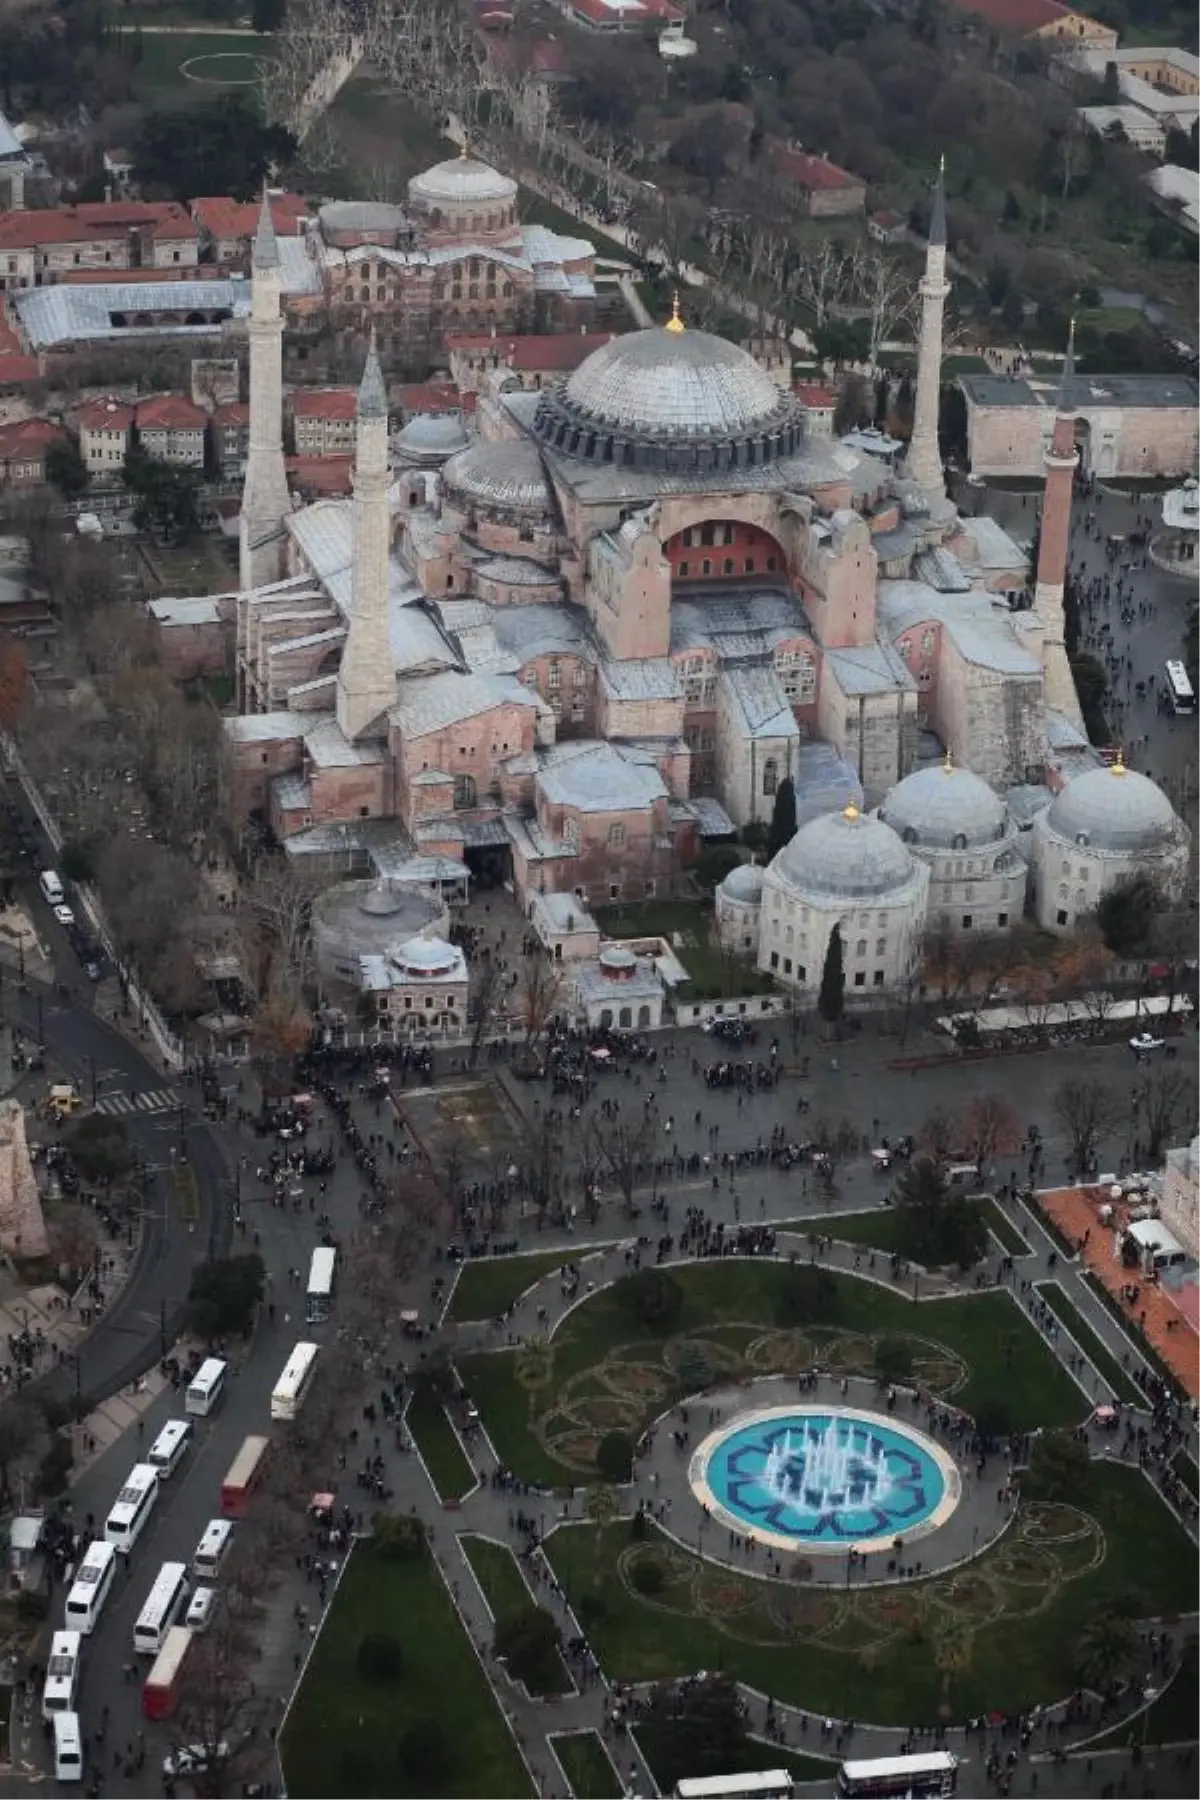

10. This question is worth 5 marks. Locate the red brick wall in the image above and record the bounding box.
[663,521,787,582]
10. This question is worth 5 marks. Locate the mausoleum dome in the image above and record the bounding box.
[771,805,918,901]
[1044,762,1179,853]
[880,761,1007,850]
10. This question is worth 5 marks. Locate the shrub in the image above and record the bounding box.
[630,1557,665,1595]
[187,1253,266,1341]
[577,1591,608,1627]
[774,1262,840,1327]
[629,1506,648,1540]
[64,1113,132,1181]
[874,1335,915,1385]
[493,1603,563,1690]
[596,1430,634,1483]
[357,1631,403,1682]
[372,1512,427,1561]
[619,1267,684,1333]
[16,1589,49,1622]
[35,1435,72,1500]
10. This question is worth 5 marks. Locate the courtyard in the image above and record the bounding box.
[398,1075,530,1185]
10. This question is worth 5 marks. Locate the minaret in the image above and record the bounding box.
[239,188,291,592]
[1033,322,1084,724]
[336,334,397,742]
[906,159,950,506]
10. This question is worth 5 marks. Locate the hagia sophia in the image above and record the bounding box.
[151,151,1190,1011]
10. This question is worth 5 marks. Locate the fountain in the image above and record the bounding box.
[761,1422,894,1515]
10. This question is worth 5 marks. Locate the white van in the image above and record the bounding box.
[147,1419,192,1480]
[185,1586,217,1632]
[53,1711,83,1783]
[39,870,65,906]
[193,1519,233,1580]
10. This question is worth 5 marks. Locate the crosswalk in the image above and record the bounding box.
[93,1087,179,1117]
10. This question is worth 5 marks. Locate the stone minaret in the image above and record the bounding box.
[239,189,291,592]
[906,160,950,505]
[1034,322,1084,723]
[336,335,397,742]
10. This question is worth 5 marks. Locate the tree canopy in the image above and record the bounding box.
[766,775,797,860]
[818,923,845,1024]
[132,92,296,203]
[891,1156,988,1271]
[187,1254,266,1341]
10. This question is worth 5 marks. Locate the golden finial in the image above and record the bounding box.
[943,746,954,774]
[1111,747,1127,776]
[459,138,469,159]
[843,802,860,821]
[664,291,685,335]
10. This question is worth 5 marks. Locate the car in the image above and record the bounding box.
[162,1742,229,1780]
[185,1586,216,1632]
[1130,1033,1165,1054]
[52,903,76,929]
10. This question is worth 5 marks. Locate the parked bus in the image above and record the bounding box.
[305,1246,338,1325]
[52,1711,84,1783]
[193,1519,234,1580]
[270,1341,320,1421]
[185,1357,228,1418]
[104,1463,159,1554]
[134,1561,191,1656]
[1165,659,1196,716]
[42,1631,82,1718]
[220,1434,270,1519]
[141,1625,193,1721]
[675,1776,794,1800]
[837,1751,958,1798]
[146,1419,192,1481]
[64,1540,117,1635]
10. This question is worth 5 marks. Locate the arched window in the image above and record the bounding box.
[953,832,967,851]
[453,774,476,809]
[762,758,778,797]
[608,822,625,846]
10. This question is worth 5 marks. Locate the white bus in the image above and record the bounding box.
[676,1777,793,1800]
[837,1751,958,1798]
[65,1539,117,1635]
[42,1631,82,1718]
[52,1711,84,1783]
[134,1561,192,1656]
[305,1246,338,1325]
[270,1341,320,1421]
[147,1419,192,1480]
[193,1519,234,1580]
[105,1463,160,1554]
[1165,659,1196,716]
[185,1357,228,1417]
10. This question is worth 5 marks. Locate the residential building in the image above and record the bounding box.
[947,0,1117,50]
[554,0,684,30]
[1146,163,1200,234]
[135,393,208,468]
[1080,105,1166,156]
[191,192,311,266]
[290,388,358,457]
[794,382,837,436]
[0,112,32,210]
[211,401,250,476]
[358,932,469,1036]
[868,210,908,246]
[1072,44,1199,99]
[766,143,866,218]
[76,399,133,477]
[445,330,619,394]
[0,416,63,486]
[0,200,198,291]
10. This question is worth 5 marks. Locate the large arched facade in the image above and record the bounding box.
[663,518,788,584]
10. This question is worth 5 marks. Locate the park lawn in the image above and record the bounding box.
[1034,1282,1142,1406]
[1083,1642,1200,1750]
[545,1463,1195,1727]
[634,1727,836,1794]
[794,1198,1031,1262]
[405,1388,476,1502]
[551,1732,624,1799]
[281,1539,533,1799]
[458,1261,1085,1488]
[450,1250,574,1323]
[1172,1450,1199,1499]
[126,31,273,101]
[460,1534,573,1697]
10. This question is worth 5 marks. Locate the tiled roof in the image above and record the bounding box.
[395,380,467,416]
[446,330,616,372]
[0,416,62,459]
[77,400,134,431]
[0,352,39,386]
[15,278,251,347]
[794,382,836,407]
[390,669,538,738]
[0,200,193,250]
[768,143,864,192]
[136,392,206,430]
[290,387,357,421]
[285,455,353,495]
[191,192,310,243]
[536,740,667,813]
[565,0,684,21]
[947,0,1087,33]
[212,401,249,426]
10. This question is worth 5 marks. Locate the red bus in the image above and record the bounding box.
[220,1434,270,1519]
[141,1625,192,1721]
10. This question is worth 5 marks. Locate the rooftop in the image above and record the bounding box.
[192,191,309,244]
[768,142,865,191]
[946,0,1099,34]
[536,740,667,812]
[0,199,193,251]
[291,387,357,421]
[136,393,206,431]
[960,370,1200,410]
[15,278,250,348]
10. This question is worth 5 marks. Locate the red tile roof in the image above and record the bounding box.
[769,144,864,192]
[794,383,837,408]
[136,393,206,431]
[0,201,193,251]
[0,417,64,460]
[564,0,683,21]
[394,380,467,416]
[212,401,249,426]
[78,400,134,431]
[0,352,40,387]
[285,454,353,495]
[947,0,1086,31]
[446,330,618,372]
[191,192,310,244]
[290,387,357,421]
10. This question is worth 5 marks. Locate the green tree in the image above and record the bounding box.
[1070,652,1111,744]
[766,775,797,860]
[123,445,201,543]
[252,0,287,31]
[59,838,97,883]
[44,437,89,500]
[693,843,743,890]
[397,1719,450,1786]
[1074,1603,1141,1696]
[65,1114,131,1180]
[492,1604,563,1690]
[187,1253,265,1341]
[619,1267,683,1333]
[775,1262,840,1327]
[891,1156,988,1270]
[1095,872,1160,957]
[818,923,845,1024]
[1026,1429,1090,1501]
[132,92,296,203]
[372,1512,427,1561]
[1100,60,1121,103]
[596,1430,634,1483]
[640,1675,753,1791]
[874,1335,915,1385]
[630,1555,665,1594]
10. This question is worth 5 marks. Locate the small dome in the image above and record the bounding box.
[395,411,469,461]
[393,934,459,974]
[558,324,792,440]
[770,807,918,901]
[358,883,406,917]
[442,438,551,513]
[1044,763,1179,853]
[718,863,765,905]
[880,762,1006,850]
[599,945,637,972]
[409,156,517,208]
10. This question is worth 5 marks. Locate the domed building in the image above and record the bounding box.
[759,804,929,994]
[1031,757,1190,932]
[715,861,766,954]
[359,930,469,1036]
[879,757,1026,935]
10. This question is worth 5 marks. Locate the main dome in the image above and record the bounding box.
[533,322,805,473]
[880,762,1007,850]
[408,156,517,207]
[1043,763,1179,853]
[770,806,919,901]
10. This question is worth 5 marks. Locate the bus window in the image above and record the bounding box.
[147,1419,192,1480]
[1165,659,1195,716]
[837,1751,958,1798]
[185,1357,228,1417]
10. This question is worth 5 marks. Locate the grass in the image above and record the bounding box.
[596,899,768,1001]
[789,1198,1030,1262]
[450,1251,575,1324]
[405,1388,476,1503]
[551,1732,624,1799]
[460,1534,573,1697]
[458,1261,1087,1489]
[635,1725,837,1795]
[1083,1642,1200,1750]
[122,30,274,101]
[546,1462,1196,1728]
[281,1538,533,1799]
[1034,1282,1142,1406]
[1172,1450,1199,1499]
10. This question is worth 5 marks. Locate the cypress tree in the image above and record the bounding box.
[766,775,797,860]
[818,923,845,1024]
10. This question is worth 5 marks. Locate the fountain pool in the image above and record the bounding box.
[690,1404,960,1555]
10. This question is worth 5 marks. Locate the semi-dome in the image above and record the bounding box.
[395,411,470,461]
[532,315,805,473]
[718,863,765,905]
[441,438,551,513]
[880,761,1007,850]
[1043,762,1179,853]
[770,805,918,901]
[409,155,517,207]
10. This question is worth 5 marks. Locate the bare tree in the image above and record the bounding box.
[1133,1068,1192,1163]
[518,956,565,1054]
[165,1613,275,1798]
[467,960,506,1070]
[847,248,921,372]
[918,1108,958,1166]
[959,1092,1022,1174]
[582,1102,658,1219]
[0,1397,41,1507]
[792,238,855,330]
[1054,1077,1113,1175]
